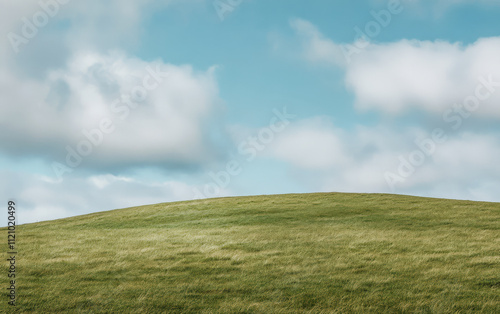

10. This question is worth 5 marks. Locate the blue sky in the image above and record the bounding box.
[2,0,500,225]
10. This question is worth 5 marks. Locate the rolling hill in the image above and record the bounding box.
[3,193,500,313]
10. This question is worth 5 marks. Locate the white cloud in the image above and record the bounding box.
[0,51,226,170]
[0,0,230,174]
[284,19,500,202]
[291,19,500,118]
[0,0,181,54]
[270,117,347,170]
[270,118,500,202]
[345,38,500,116]
[0,1,229,174]
[0,0,226,174]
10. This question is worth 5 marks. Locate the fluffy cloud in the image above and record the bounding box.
[270,117,500,202]
[0,51,225,172]
[291,19,500,117]
[1,0,200,78]
[0,1,227,174]
[1,0,178,52]
[345,38,500,116]
[284,19,500,202]
[270,117,347,170]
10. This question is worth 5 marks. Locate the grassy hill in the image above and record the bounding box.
[3,193,500,313]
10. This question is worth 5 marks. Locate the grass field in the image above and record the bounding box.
[2,193,500,313]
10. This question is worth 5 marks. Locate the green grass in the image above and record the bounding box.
[2,193,500,313]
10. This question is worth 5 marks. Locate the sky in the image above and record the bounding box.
[1,0,500,225]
